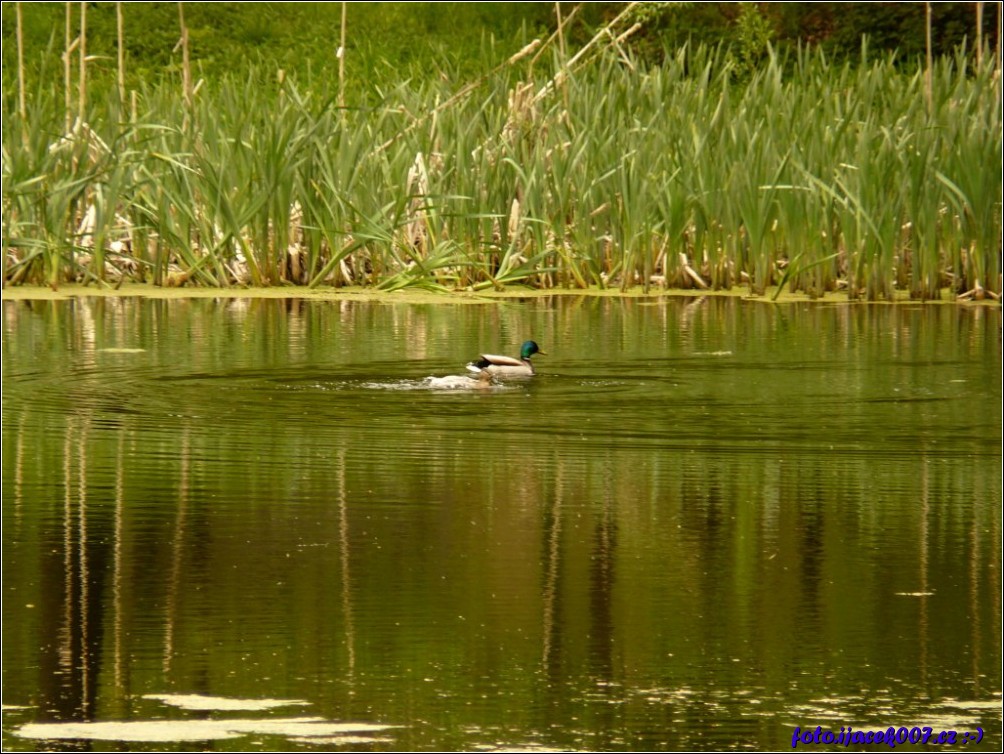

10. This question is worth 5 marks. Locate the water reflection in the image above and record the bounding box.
[2,295,1001,751]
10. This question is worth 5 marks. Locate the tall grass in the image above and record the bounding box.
[3,43,1000,299]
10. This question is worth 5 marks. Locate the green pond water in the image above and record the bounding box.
[2,295,1001,752]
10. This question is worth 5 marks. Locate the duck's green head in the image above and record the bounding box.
[521,340,546,359]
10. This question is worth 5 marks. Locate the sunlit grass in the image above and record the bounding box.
[3,44,1000,300]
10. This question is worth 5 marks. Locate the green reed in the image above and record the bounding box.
[3,43,1000,300]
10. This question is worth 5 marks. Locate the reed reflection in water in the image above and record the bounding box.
[2,295,1001,751]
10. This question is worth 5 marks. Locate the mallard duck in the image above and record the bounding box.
[467,340,546,377]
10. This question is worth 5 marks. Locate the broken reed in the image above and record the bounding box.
[3,44,1000,299]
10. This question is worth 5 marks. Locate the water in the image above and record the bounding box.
[2,294,1001,751]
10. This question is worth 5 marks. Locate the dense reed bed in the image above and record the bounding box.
[3,44,1001,299]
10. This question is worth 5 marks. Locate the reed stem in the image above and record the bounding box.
[338,2,347,118]
[117,2,126,112]
[16,2,26,125]
[78,1,87,123]
[925,2,933,113]
[178,2,192,130]
[64,2,72,132]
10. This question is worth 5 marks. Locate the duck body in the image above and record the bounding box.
[425,370,498,390]
[466,340,545,378]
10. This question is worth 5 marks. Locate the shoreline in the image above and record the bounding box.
[1,283,991,305]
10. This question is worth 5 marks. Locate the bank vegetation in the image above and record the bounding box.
[3,4,1001,300]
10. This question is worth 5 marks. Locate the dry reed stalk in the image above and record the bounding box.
[376,37,543,154]
[925,2,933,113]
[16,2,26,125]
[178,2,192,128]
[116,2,125,110]
[976,2,984,71]
[555,3,566,59]
[338,2,347,117]
[997,2,1002,72]
[78,1,86,122]
[64,2,73,132]
[532,1,641,105]
[530,3,583,67]
[403,152,432,253]
[546,1,577,113]
[680,253,709,289]
[501,82,537,147]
